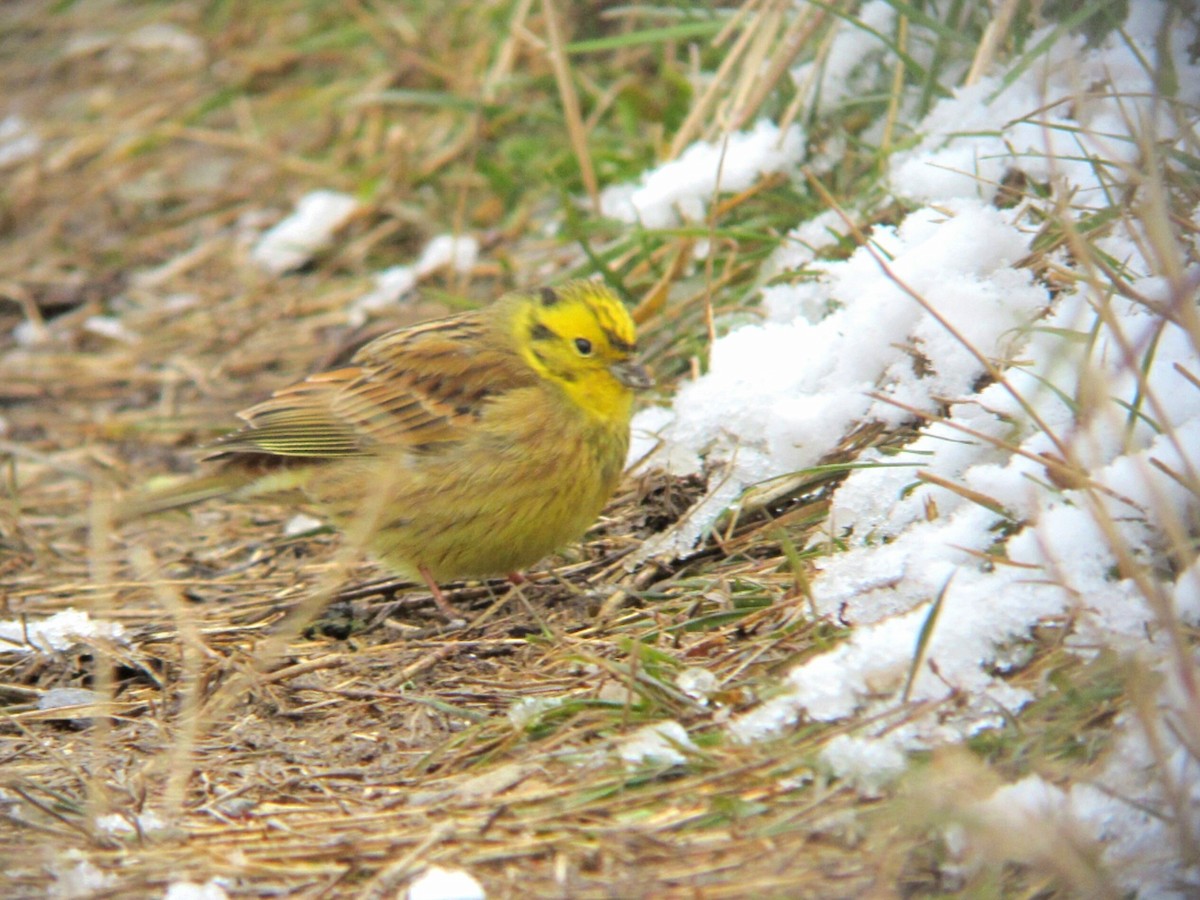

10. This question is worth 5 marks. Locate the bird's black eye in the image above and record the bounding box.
[574,337,593,356]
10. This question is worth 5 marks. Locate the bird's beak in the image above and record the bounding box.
[610,360,654,391]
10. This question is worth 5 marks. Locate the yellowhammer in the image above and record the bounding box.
[125,280,651,616]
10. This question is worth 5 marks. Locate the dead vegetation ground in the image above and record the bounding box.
[0,4,886,896]
[0,2,1175,898]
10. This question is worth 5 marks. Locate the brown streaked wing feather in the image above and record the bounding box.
[207,367,365,459]
[207,311,533,461]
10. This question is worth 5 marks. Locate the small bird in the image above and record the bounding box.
[124,280,652,616]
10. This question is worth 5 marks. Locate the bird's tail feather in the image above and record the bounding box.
[113,471,251,523]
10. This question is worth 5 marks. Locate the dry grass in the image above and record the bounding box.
[0,6,868,894]
[2,1,1195,898]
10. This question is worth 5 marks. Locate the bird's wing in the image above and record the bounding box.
[207,312,532,460]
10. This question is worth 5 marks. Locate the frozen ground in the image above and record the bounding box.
[615,3,1200,894]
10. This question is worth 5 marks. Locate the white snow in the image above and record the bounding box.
[954,723,1200,899]
[163,882,229,900]
[1066,720,1200,897]
[283,513,324,537]
[0,609,125,654]
[83,314,137,343]
[507,695,564,728]
[415,234,479,277]
[788,1,897,114]
[676,667,719,705]
[351,265,419,323]
[817,734,908,797]
[38,687,101,715]
[616,720,696,767]
[49,853,116,899]
[0,114,41,168]
[631,198,1048,557]
[600,120,805,228]
[95,810,169,838]
[348,233,480,325]
[406,866,485,900]
[12,318,51,346]
[617,0,1199,891]
[251,190,361,275]
[889,14,1199,207]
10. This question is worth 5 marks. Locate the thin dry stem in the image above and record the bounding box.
[541,0,599,212]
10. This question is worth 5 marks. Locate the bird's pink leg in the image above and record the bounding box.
[419,565,462,621]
